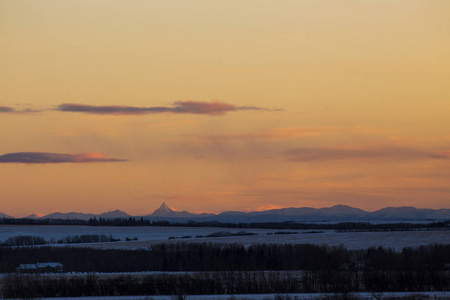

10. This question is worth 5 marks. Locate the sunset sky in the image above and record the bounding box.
[1,0,449,217]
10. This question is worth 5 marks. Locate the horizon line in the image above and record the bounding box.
[2,203,450,219]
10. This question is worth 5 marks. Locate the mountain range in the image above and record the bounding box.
[150,202,214,218]
[0,212,12,219]
[1,202,449,222]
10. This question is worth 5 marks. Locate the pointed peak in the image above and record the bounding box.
[160,202,169,209]
[152,202,174,216]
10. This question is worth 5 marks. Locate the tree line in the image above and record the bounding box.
[1,243,449,297]
[2,268,450,298]
[1,243,449,273]
[0,234,120,246]
[0,243,450,273]
[1,216,449,231]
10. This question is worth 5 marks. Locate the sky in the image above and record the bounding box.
[1,0,449,217]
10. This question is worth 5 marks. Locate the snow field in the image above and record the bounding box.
[0,225,449,250]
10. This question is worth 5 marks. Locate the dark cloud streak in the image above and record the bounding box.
[0,106,14,113]
[0,106,42,113]
[57,101,271,116]
[0,152,127,164]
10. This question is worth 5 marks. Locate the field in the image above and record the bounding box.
[0,225,449,250]
[2,225,449,299]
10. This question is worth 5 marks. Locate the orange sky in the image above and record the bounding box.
[1,0,449,217]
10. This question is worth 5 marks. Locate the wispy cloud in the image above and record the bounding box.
[0,152,127,164]
[0,106,41,114]
[429,151,450,159]
[57,101,272,116]
[283,146,450,162]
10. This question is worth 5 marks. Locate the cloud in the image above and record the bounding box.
[283,146,450,162]
[428,151,450,159]
[0,106,14,113]
[0,152,127,164]
[57,101,271,116]
[0,106,42,113]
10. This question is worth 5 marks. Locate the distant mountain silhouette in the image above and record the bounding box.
[241,205,368,217]
[98,210,131,219]
[139,203,449,223]
[318,204,369,217]
[24,213,42,219]
[212,205,450,222]
[39,210,130,221]
[145,202,211,218]
[42,212,96,220]
[371,206,450,220]
[0,212,12,218]
[8,203,450,222]
[151,202,174,216]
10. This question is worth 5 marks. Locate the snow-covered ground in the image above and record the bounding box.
[0,225,449,250]
[0,225,265,242]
